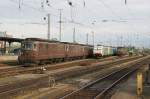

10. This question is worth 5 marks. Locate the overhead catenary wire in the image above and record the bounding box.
[95,0,140,47]
[3,0,149,47]
[9,0,93,28]
[96,0,123,20]
[122,1,145,47]
[8,0,95,43]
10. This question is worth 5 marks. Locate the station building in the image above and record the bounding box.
[0,31,22,55]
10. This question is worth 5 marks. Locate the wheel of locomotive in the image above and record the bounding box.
[56,58,59,63]
[35,60,40,65]
[57,58,62,63]
[48,59,53,64]
[18,61,22,65]
[56,59,59,63]
[62,58,65,62]
[53,59,57,63]
[70,57,73,60]
[65,58,69,62]
[67,57,71,61]
[71,57,74,61]
[39,60,45,65]
[75,57,78,60]
[82,56,84,59]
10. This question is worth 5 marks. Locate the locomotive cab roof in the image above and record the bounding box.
[24,38,93,47]
[25,38,60,43]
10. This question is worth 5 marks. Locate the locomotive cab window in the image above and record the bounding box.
[25,43,32,49]
[22,42,34,50]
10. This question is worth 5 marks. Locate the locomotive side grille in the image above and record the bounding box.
[20,51,37,63]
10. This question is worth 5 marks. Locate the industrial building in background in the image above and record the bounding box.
[0,31,22,55]
[0,31,12,54]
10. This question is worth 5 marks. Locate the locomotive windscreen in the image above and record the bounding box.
[22,42,34,50]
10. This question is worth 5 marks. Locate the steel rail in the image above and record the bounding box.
[94,66,139,99]
[0,56,146,98]
[60,56,150,99]
[0,56,139,78]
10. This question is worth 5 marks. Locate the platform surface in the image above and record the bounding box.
[0,74,47,85]
[0,55,18,62]
[111,66,150,99]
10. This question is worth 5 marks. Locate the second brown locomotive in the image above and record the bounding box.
[18,38,93,65]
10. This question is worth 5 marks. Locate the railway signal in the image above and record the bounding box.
[44,14,51,40]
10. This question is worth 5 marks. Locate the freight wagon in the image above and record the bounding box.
[112,47,117,55]
[18,38,93,65]
[116,47,127,56]
[93,45,117,58]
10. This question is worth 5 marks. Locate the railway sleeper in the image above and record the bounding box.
[0,74,51,98]
[66,90,98,99]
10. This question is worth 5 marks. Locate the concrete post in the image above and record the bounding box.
[4,41,6,55]
[8,42,11,54]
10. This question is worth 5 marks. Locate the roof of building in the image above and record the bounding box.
[0,37,24,42]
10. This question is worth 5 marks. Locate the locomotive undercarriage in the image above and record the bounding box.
[20,56,87,66]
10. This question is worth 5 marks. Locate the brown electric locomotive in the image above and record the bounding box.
[18,38,93,65]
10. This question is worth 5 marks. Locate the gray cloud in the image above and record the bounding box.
[0,0,150,47]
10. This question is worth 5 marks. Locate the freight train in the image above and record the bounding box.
[93,45,117,58]
[116,47,127,56]
[93,45,130,58]
[18,38,93,65]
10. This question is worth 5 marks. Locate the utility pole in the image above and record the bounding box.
[86,33,89,45]
[120,35,123,47]
[125,0,127,5]
[47,13,50,40]
[19,0,21,9]
[92,31,94,46]
[73,27,76,43]
[59,9,62,41]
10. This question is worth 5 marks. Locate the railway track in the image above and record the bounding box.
[61,56,150,99]
[11,55,150,99]
[45,55,142,81]
[0,55,145,99]
[0,56,125,78]
[0,55,126,69]
[0,59,97,78]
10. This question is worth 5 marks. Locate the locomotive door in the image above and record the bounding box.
[65,44,69,58]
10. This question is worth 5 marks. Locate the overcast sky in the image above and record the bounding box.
[0,0,150,47]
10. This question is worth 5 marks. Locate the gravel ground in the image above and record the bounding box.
[0,55,18,62]
[111,65,150,99]
[15,84,75,99]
